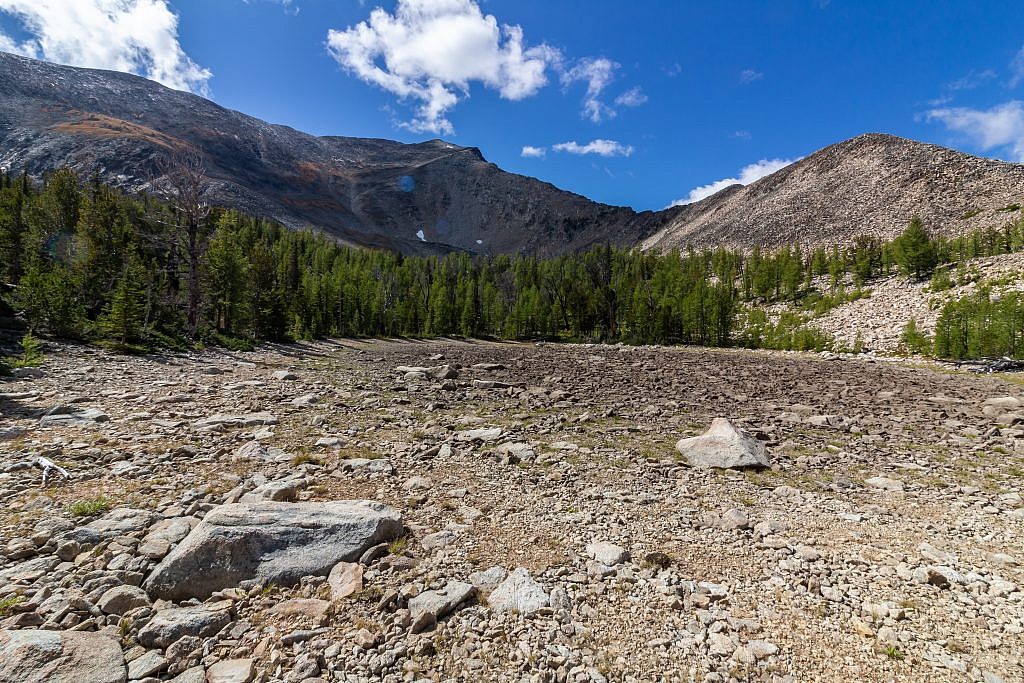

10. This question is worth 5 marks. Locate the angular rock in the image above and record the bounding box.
[97,584,151,615]
[144,500,402,600]
[327,561,363,601]
[457,427,503,442]
[469,565,508,592]
[39,405,110,427]
[585,541,629,566]
[239,477,304,503]
[126,650,168,679]
[169,667,206,683]
[675,418,769,469]
[137,602,234,649]
[0,629,126,683]
[86,508,155,538]
[408,581,475,625]
[207,659,255,683]
[488,568,548,615]
[865,476,904,492]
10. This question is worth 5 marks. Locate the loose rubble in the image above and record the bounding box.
[0,339,1021,682]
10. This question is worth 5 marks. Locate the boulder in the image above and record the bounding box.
[86,508,155,538]
[488,568,548,615]
[675,418,770,469]
[126,651,168,679]
[144,500,402,600]
[193,412,277,429]
[585,541,630,566]
[239,477,305,503]
[207,659,255,683]
[408,581,475,625]
[97,584,151,615]
[0,629,126,683]
[137,601,234,649]
[39,406,109,427]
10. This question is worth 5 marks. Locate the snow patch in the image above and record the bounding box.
[416,229,426,242]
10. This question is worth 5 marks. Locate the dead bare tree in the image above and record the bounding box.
[156,147,211,339]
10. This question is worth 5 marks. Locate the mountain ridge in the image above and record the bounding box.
[0,51,669,255]
[646,132,1024,250]
[2,51,1023,256]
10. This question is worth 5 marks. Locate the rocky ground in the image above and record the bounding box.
[0,339,1022,683]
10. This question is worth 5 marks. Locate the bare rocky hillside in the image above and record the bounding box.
[1,340,1022,682]
[645,134,1024,251]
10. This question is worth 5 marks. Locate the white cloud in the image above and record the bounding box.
[614,86,647,107]
[1011,47,1024,88]
[561,57,618,122]
[0,0,212,95]
[552,139,633,157]
[326,0,561,135]
[520,145,546,158]
[739,69,763,84]
[670,157,796,206]
[245,0,299,15]
[926,101,1024,161]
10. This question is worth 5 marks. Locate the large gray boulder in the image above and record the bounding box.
[0,629,126,683]
[144,500,402,600]
[675,418,770,469]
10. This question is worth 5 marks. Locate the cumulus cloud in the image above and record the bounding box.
[670,157,795,206]
[926,101,1024,161]
[326,0,561,135]
[520,145,546,158]
[0,0,212,95]
[739,69,763,84]
[561,57,618,122]
[615,86,647,107]
[552,139,633,157]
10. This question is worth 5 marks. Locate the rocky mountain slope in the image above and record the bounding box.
[645,133,1024,250]
[0,51,668,256]
[3,51,1024,256]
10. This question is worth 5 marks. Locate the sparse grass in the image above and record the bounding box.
[0,595,25,616]
[388,535,408,556]
[118,617,134,645]
[290,453,322,466]
[69,496,111,517]
[884,646,905,661]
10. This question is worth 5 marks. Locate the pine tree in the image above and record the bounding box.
[99,255,146,346]
[893,217,938,279]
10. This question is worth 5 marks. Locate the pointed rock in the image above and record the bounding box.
[675,418,769,469]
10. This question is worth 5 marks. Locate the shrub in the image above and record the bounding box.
[901,319,932,356]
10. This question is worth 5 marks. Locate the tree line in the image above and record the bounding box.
[1,166,1023,359]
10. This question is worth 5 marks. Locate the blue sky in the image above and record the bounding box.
[2,1,1024,210]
